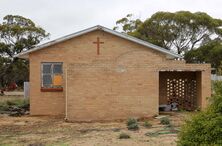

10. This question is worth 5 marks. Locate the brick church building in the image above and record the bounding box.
[15,25,211,121]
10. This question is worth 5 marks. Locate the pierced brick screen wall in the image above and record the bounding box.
[159,71,199,111]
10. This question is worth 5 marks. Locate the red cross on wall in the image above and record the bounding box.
[93,37,104,55]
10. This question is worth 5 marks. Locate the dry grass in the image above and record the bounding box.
[0,112,188,146]
[0,95,24,102]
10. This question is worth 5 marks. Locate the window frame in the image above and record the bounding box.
[41,62,63,92]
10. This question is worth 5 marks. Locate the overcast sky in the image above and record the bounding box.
[1,0,222,41]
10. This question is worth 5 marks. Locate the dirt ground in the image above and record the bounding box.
[0,112,188,146]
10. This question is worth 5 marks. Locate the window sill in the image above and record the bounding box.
[41,88,63,92]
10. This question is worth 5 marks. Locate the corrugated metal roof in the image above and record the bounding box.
[14,25,182,59]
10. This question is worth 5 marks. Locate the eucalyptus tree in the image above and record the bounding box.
[0,15,49,87]
[114,11,222,54]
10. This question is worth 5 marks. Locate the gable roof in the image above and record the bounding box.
[14,25,182,59]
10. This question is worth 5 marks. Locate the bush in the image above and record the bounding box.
[178,110,222,145]
[160,117,170,125]
[7,99,29,108]
[119,132,130,139]
[127,118,137,126]
[178,81,222,145]
[210,81,222,113]
[0,98,29,112]
[127,123,139,131]
[0,101,9,111]
[143,121,152,128]
[212,81,222,95]
[127,118,139,130]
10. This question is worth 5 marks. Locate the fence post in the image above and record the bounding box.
[24,82,30,98]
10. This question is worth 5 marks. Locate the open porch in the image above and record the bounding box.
[159,71,202,111]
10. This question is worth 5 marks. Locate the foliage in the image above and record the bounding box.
[185,40,222,74]
[213,81,222,95]
[178,81,222,145]
[127,118,139,130]
[209,81,222,113]
[178,110,222,145]
[160,117,170,125]
[127,123,139,131]
[0,98,29,111]
[114,11,222,54]
[0,15,49,87]
[0,15,49,57]
[0,100,9,111]
[127,118,137,126]
[113,14,142,34]
[0,58,29,87]
[119,132,131,139]
[143,120,152,128]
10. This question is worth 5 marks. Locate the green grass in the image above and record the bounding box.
[0,97,29,112]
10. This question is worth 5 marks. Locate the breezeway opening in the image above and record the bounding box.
[159,71,202,112]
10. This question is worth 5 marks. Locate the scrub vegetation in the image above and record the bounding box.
[178,81,222,145]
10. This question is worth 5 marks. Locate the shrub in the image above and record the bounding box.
[0,101,9,111]
[178,110,222,145]
[210,81,222,113]
[127,118,137,126]
[6,99,29,108]
[143,121,152,128]
[0,98,29,112]
[127,123,139,131]
[212,81,222,95]
[160,117,170,125]
[178,81,222,145]
[127,118,139,130]
[119,132,130,139]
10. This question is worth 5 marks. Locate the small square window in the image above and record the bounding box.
[41,62,63,91]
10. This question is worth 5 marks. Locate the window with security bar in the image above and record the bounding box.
[41,62,63,90]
